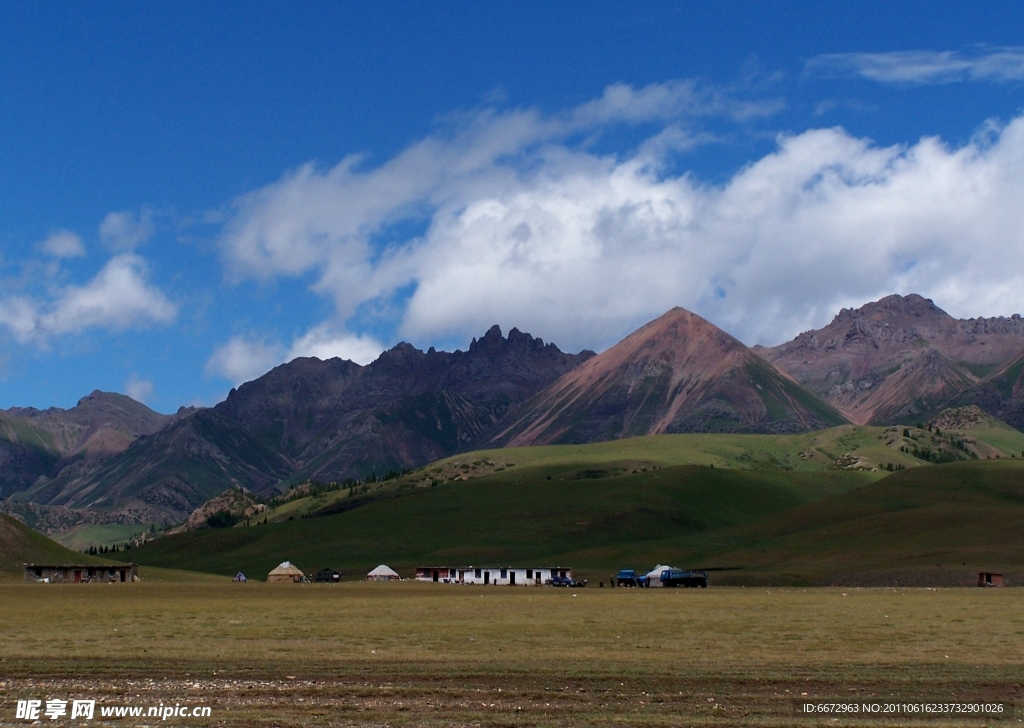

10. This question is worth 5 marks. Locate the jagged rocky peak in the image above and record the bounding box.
[832,293,949,324]
[375,341,424,363]
[468,324,553,354]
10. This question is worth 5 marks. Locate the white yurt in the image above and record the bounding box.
[366,564,400,581]
[645,564,673,587]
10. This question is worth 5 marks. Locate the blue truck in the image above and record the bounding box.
[658,568,707,588]
[614,569,647,587]
[614,567,708,587]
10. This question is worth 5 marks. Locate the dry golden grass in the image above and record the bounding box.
[1,581,1021,726]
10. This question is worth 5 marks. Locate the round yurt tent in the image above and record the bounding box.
[267,561,305,583]
[316,568,341,583]
[645,564,672,587]
[366,564,400,581]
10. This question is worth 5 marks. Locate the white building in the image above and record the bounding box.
[415,565,572,585]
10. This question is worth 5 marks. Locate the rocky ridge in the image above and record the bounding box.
[759,294,1024,424]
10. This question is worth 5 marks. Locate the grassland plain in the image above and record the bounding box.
[0,582,1021,727]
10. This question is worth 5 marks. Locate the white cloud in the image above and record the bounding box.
[806,47,1024,84]
[40,230,86,258]
[124,374,154,404]
[287,325,383,364]
[206,327,385,386]
[99,209,155,251]
[205,336,285,385]
[0,254,176,343]
[215,82,1024,356]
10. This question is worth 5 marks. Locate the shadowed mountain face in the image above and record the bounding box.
[952,353,1024,431]
[0,392,176,499]
[213,326,594,482]
[3,327,593,526]
[758,294,1024,425]
[11,409,293,525]
[492,308,846,447]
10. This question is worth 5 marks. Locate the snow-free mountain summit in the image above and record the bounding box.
[492,307,846,446]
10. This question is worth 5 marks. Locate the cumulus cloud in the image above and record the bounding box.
[205,336,284,385]
[215,81,1024,356]
[206,327,384,386]
[124,374,154,404]
[287,325,384,364]
[99,209,155,251]
[806,47,1024,84]
[40,230,86,258]
[0,254,176,343]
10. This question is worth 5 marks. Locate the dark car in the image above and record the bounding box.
[549,575,587,587]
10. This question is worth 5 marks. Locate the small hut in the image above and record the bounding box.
[316,568,341,583]
[978,572,1004,587]
[366,564,400,581]
[24,563,138,583]
[233,572,247,582]
[267,561,305,583]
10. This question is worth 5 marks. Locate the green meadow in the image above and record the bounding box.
[53,522,156,551]
[132,464,871,581]
[130,456,1024,586]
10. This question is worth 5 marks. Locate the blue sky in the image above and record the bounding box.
[2,2,1024,412]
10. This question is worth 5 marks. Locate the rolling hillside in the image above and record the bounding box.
[0,512,112,579]
[674,459,1024,585]
[130,459,1024,586]
[129,463,871,580]
[128,420,1024,585]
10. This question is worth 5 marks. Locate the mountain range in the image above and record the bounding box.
[2,326,591,527]
[2,294,1023,532]
[757,294,1024,426]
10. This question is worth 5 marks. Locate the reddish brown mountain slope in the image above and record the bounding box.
[758,294,1024,425]
[492,308,845,447]
[0,392,176,499]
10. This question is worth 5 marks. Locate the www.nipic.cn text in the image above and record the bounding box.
[15,699,212,721]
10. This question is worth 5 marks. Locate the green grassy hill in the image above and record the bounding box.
[128,427,1024,586]
[252,422,1018,524]
[665,458,1024,586]
[0,512,114,580]
[131,462,870,579]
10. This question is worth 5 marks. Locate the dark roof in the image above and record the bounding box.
[24,563,136,568]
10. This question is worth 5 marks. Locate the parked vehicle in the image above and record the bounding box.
[614,569,647,587]
[549,575,587,587]
[658,568,707,588]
